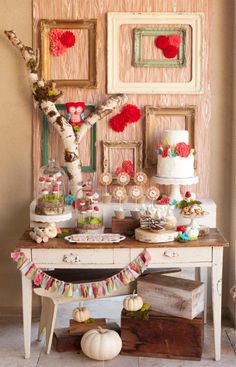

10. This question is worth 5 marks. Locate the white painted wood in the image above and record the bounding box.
[200,267,208,324]
[22,273,32,359]
[212,247,223,361]
[107,12,204,94]
[32,248,114,265]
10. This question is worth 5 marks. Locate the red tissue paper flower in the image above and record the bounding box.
[157,196,170,205]
[60,31,76,48]
[109,113,127,132]
[115,167,126,175]
[49,29,66,57]
[122,160,134,177]
[168,34,181,48]
[155,35,169,50]
[163,45,178,59]
[121,104,141,123]
[175,142,191,158]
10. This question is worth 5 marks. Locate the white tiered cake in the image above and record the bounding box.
[157,130,195,179]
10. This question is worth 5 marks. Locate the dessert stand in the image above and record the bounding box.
[182,212,209,230]
[152,176,199,201]
[30,200,73,227]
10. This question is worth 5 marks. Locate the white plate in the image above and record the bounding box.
[64,233,126,244]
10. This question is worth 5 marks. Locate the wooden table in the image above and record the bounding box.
[17,228,228,360]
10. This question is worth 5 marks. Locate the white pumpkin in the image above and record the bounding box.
[123,290,143,311]
[72,303,90,323]
[44,223,57,238]
[186,227,199,238]
[81,327,122,361]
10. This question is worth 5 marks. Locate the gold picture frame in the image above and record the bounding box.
[40,19,97,88]
[103,141,143,179]
[145,106,196,168]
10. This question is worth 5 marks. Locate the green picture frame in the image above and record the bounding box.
[133,27,187,68]
[42,104,96,172]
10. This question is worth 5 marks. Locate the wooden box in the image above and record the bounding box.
[137,273,204,320]
[112,217,140,234]
[121,310,204,360]
[53,328,82,352]
[69,318,106,334]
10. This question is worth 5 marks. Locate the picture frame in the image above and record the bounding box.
[40,19,97,88]
[133,27,187,68]
[145,106,196,168]
[107,12,204,94]
[103,141,143,179]
[43,104,96,172]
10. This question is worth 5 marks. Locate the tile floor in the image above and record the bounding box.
[0,297,235,367]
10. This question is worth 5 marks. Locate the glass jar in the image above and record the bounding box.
[35,160,67,215]
[76,191,104,233]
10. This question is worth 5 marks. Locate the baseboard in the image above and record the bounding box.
[0,306,41,319]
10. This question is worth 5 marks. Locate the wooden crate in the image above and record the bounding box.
[137,273,204,319]
[121,310,204,360]
[53,328,82,352]
[69,318,106,334]
[112,217,140,234]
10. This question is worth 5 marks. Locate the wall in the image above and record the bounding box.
[0,0,234,321]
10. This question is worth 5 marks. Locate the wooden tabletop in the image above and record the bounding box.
[16,228,229,250]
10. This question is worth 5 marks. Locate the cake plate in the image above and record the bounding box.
[152,176,199,201]
[182,212,209,230]
[30,200,73,226]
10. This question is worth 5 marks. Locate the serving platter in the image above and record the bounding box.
[65,233,126,243]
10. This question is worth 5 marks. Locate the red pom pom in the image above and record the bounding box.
[121,104,141,123]
[163,45,178,59]
[168,34,181,48]
[155,35,169,50]
[185,191,191,198]
[109,113,127,132]
[60,31,76,48]
[177,225,186,232]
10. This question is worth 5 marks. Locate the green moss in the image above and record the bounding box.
[124,303,151,320]
[40,195,63,203]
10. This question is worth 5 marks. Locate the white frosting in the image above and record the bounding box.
[164,130,189,145]
[157,155,194,178]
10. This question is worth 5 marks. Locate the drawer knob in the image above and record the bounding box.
[163,250,179,258]
[62,253,80,263]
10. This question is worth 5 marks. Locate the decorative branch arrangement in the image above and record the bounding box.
[4,30,128,198]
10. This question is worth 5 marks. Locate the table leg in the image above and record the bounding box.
[212,247,223,361]
[22,274,32,359]
[200,267,208,324]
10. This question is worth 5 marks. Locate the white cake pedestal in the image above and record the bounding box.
[152,176,199,201]
[30,200,73,227]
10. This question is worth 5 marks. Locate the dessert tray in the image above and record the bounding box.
[65,233,126,243]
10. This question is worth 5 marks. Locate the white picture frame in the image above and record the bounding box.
[107,12,204,94]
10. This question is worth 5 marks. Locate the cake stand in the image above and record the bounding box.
[152,176,199,201]
[182,212,209,230]
[30,200,73,226]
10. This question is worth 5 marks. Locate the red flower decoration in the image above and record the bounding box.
[60,31,76,48]
[175,142,191,158]
[115,167,126,175]
[162,147,170,158]
[121,104,141,123]
[155,35,169,50]
[169,34,181,48]
[109,113,127,132]
[49,29,66,56]
[157,197,170,205]
[122,160,134,170]
[185,191,191,198]
[177,225,186,232]
[163,45,178,59]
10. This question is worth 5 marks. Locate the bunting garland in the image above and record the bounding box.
[11,250,151,299]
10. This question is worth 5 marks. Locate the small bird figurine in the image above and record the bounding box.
[65,102,85,130]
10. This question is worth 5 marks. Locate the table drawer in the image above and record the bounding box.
[131,247,212,264]
[32,249,114,265]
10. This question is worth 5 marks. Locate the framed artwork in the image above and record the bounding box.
[40,19,97,88]
[133,27,186,68]
[43,104,96,172]
[107,12,204,94]
[103,141,143,179]
[145,106,196,168]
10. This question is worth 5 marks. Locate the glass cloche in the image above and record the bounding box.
[35,160,67,215]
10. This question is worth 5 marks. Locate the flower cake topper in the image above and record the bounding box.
[109,104,141,133]
[146,186,160,201]
[117,172,130,186]
[65,102,85,130]
[99,172,113,186]
[49,29,76,57]
[155,34,181,59]
[134,172,147,185]
[129,185,143,200]
[113,186,127,201]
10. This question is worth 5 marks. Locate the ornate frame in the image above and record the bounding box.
[40,19,97,88]
[107,12,204,94]
[43,104,96,172]
[145,106,196,168]
[103,140,143,179]
[133,27,186,68]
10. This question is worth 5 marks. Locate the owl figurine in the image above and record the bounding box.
[65,102,85,129]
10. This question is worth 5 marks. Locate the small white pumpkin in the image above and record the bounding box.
[186,227,199,238]
[81,327,122,361]
[44,223,57,238]
[123,290,143,311]
[72,303,90,323]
